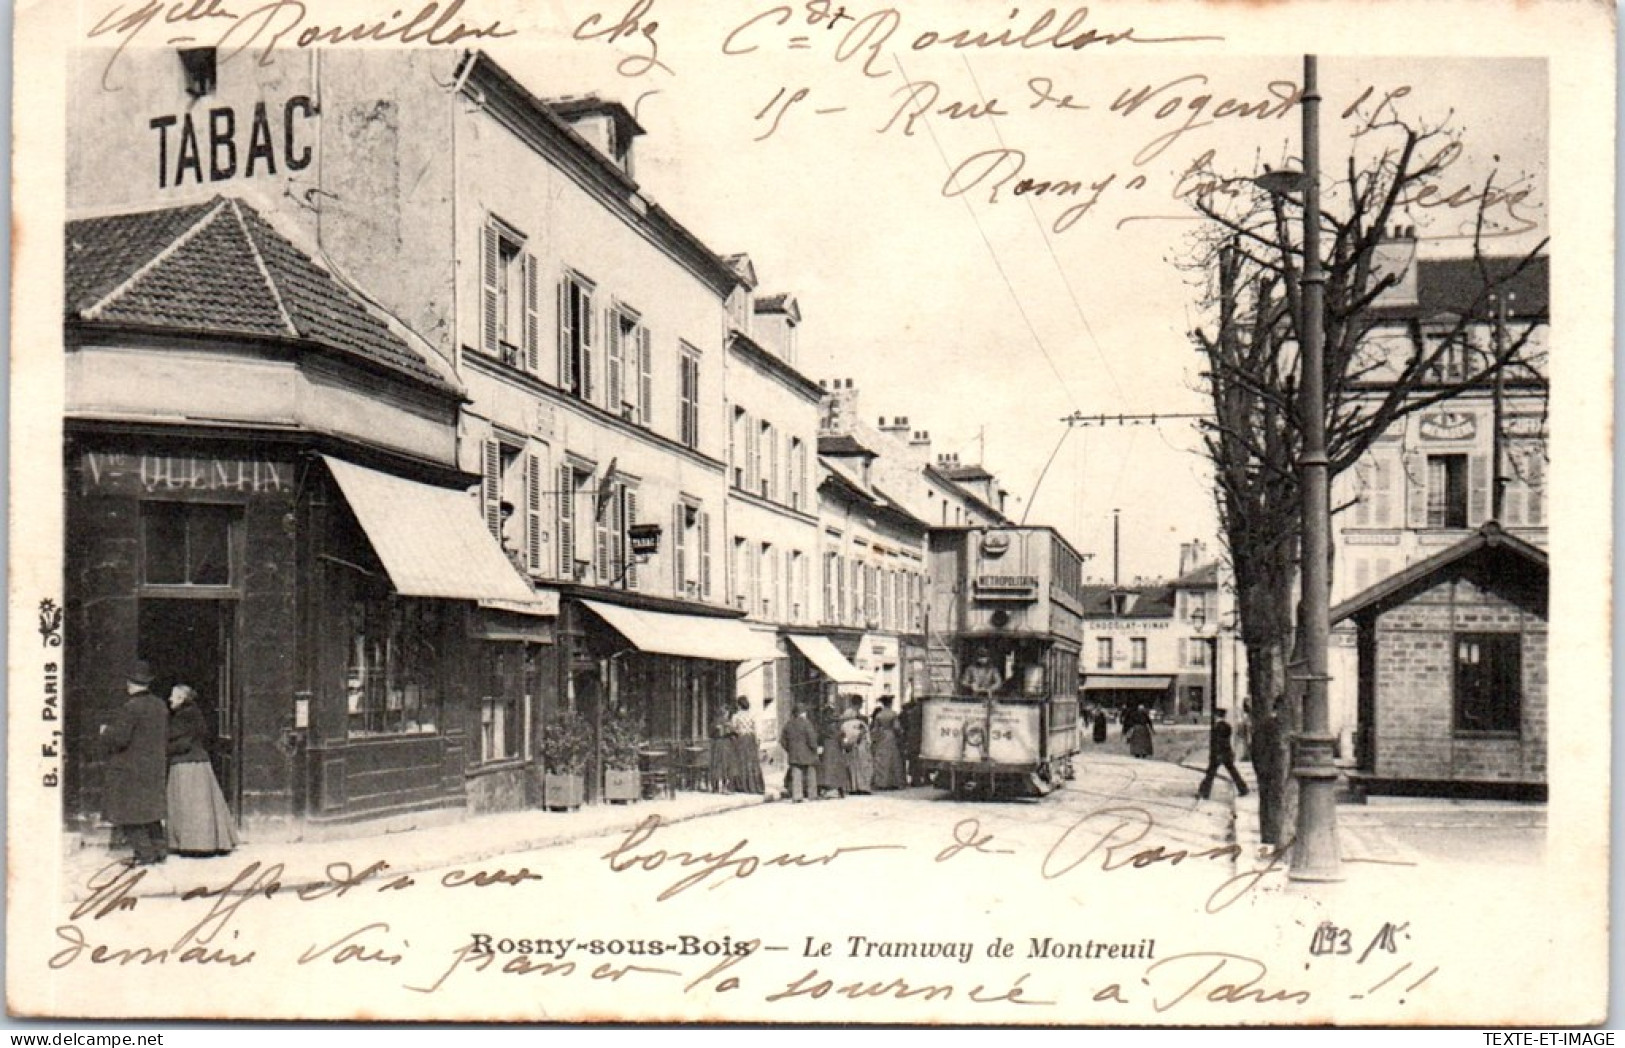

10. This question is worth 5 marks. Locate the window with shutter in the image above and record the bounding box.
[639,328,653,427]
[523,254,540,372]
[525,452,543,572]
[481,225,500,356]
[699,510,712,599]
[557,280,575,391]
[558,275,596,402]
[483,439,502,539]
[595,477,612,585]
[673,503,688,594]
[624,487,639,589]
[1468,453,1489,524]
[606,307,625,416]
[557,464,576,580]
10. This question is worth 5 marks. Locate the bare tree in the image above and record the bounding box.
[1186,107,1547,844]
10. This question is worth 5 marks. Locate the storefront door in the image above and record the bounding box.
[138,598,239,818]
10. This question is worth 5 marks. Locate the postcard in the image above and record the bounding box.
[8,0,1613,1026]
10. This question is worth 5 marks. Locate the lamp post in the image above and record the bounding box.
[1288,55,1342,882]
[1249,56,1341,880]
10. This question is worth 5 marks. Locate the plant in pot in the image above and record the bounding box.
[601,708,645,803]
[539,712,591,811]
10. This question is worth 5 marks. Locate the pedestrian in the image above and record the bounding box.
[1091,706,1109,744]
[1124,703,1155,759]
[165,683,239,856]
[842,695,874,794]
[900,696,924,785]
[817,695,848,798]
[869,695,904,790]
[100,661,170,865]
[1197,708,1250,800]
[779,703,821,802]
[708,699,733,792]
[729,695,764,795]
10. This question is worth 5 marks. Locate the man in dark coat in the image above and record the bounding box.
[101,661,170,864]
[779,704,821,802]
[1196,707,1249,800]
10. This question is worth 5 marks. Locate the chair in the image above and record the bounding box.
[677,742,711,792]
[639,746,674,800]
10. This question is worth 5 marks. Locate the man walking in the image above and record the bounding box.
[1197,707,1249,800]
[101,660,170,864]
[779,703,821,802]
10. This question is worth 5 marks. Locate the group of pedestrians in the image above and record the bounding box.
[102,660,238,866]
[778,694,908,802]
[1085,700,1249,801]
[708,695,766,794]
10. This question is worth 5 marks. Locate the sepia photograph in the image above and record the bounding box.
[7,0,1614,1028]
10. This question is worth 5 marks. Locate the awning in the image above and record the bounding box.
[1082,675,1175,692]
[581,600,780,662]
[787,635,868,685]
[323,455,536,603]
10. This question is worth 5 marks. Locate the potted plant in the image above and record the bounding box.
[601,709,645,803]
[539,712,591,811]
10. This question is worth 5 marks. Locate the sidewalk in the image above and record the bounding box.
[61,790,766,903]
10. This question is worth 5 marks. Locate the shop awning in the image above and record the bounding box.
[323,455,536,603]
[787,635,868,685]
[582,600,780,662]
[1082,675,1175,692]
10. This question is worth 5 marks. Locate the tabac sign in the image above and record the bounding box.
[150,97,316,190]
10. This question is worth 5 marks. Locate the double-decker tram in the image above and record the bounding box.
[919,526,1085,797]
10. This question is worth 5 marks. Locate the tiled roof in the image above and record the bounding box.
[1171,562,1219,589]
[1079,583,1176,619]
[1369,254,1548,322]
[65,197,453,390]
[819,433,876,458]
[1331,522,1547,625]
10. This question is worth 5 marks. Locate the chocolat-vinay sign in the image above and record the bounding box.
[149,97,316,189]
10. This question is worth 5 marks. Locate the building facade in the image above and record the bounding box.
[1327,243,1549,749]
[65,47,772,830]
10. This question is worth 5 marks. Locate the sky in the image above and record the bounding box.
[491,8,1549,583]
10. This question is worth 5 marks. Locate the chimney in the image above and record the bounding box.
[879,415,910,442]
[821,377,858,434]
[1370,225,1419,308]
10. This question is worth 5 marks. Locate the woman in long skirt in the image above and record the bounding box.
[709,700,734,792]
[818,696,848,798]
[165,684,238,856]
[842,697,873,795]
[728,696,764,794]
[1125,704,1155,759]
[869,696,905,790]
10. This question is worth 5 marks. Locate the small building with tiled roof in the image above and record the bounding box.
[1331,523,1547,798]
[61,194,549,839]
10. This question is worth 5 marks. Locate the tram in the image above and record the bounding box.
[917,526,1085,797]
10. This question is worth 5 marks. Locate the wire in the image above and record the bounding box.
[959,56,1125,404]
[893,55,1081,411]
[1019,424,1073,525]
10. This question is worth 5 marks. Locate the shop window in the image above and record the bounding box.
[346,598,440,737]
[479,646,527,764]
[142,502,236,587]
[1454,632,1522,733]
[1427,454,1468,529]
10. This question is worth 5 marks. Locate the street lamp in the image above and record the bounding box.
[1253,56,1342,882]
[1190,605,1220,725]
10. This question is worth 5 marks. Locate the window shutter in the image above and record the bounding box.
[1179,638,1189,666]
[638,328,653,427]
[625,488,639,589]
[482,438,502,538]
[1527,453,1545,525]
[555,464,575,581]
[557,465,575,579]
[1469,453,1489,523]
[525,452,543,572]
[481,225,499,355]
[700,511,712,599]
[595,479,611,585]
[606,310,624,415]
[580,289,595,403]
[673,503,687,594]
[1374,458,1393,526]
[557,280,574,390]
[522,253,540,373]
[1406,454,1427,528]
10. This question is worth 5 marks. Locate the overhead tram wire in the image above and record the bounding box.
[958,56,1126,404]
[893,54,1081,413]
